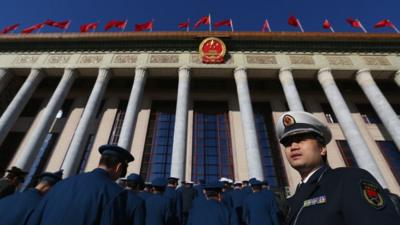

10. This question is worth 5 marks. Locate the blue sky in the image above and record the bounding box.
[1,0,399,33]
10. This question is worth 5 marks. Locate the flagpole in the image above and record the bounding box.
[151,19,154,32]
[230,19,234,32]
[391,24,400,33]
[186,18,189,32]
[330,27,335,33]
[63,20,71,33]
[297,19,304,32]
[357,20,368,33]
[267,19,271,32]
[122,19,127,32]
[208,13,212,31]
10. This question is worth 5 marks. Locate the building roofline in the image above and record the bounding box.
[0,32,399,53]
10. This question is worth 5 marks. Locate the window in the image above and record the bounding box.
[140,101,176,181]
[191,102,234,183]
[108,100,128,144]
[20,98,43,117]
[336,140,358,167]
[356,104,381,124]
[376,141,400,184]
[321,103,338,123]
[22,133,59,189]
[254,103,287,188]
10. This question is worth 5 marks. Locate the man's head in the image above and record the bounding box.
[167,177,179,188]
[151,177,168,193]
[276,111,331,176]
[204,181,224,200]
[249,179,263,192]
[5,166,28,186]
[123,173,144,191]
[98,145,134,181]
[36,170,63,194]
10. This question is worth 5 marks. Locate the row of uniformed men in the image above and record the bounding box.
[0,145,281,225]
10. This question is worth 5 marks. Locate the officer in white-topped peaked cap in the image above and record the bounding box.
[276,111,399,225]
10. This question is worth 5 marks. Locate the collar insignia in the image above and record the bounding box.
[283,114,296,127]
[360,180,385,209]
[303,195,327,207]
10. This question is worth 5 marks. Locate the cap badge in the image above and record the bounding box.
[283,115,296,127]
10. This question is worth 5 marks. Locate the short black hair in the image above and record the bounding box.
[205,189,220,198]
[154,186,166,193]
[99,154,125,168]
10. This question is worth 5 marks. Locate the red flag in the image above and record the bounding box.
[21,23,44,34]
[105,20,127,31]
[346,18,362,28]
[323,19,331,29]
[44,19,70,29]
[80,22,98,32]
[214,19,232,29]
[262,19,270,32]
[135,21,153,31]
[1,24,20,34]
[374,19,393,28]
[194,15,210,29]
[288,16,300,27]
[178,22,190,29]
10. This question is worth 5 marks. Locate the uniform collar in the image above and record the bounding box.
[302,165,328,184]
[92,168,112,178]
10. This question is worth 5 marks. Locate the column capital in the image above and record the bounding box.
[356,68,371,76]
[99,67,110,72]
[234,66,247,73]
[65,67,76,71]
[179,66,190,72]
[318,67,331,74]
[279,67,292,73]
[135,66,147,72]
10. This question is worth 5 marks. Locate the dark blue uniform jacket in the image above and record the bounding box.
[286,166,400,225]
[0,188,42,225]
[187,198,239,225]
[145,193,174,225]
[242,191,280,225]
[27,168,126,225]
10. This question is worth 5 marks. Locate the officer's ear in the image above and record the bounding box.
[320,147,327,157]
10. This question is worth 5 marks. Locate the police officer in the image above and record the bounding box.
[164,177,181,224]
[123,173,146,225]
[242,179,279,225]
[229,182,246,225]
[0,166,27,199]
[179,181,196,225]
[0,170,63,225]
[27,144,134,225]
[187,181,238,225]
[275,111,400,225]
[145,177,174,225]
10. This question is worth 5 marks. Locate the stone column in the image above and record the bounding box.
[0,68,12,94]
[0,68,44,146]
[318,68,387,187]
[170,66,190,182]
[117,67,147,150]
[62,68,111,177]
[15,68,77,170]
[278,67,304,111]
[394,71,400,87]
[355,69,400,150]
[234,67,264,180]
